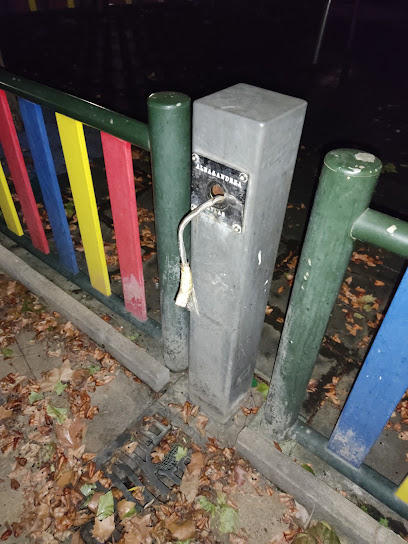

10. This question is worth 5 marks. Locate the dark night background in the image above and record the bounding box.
[0,0,407,216]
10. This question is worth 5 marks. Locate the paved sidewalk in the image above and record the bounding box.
[0,256,407,543]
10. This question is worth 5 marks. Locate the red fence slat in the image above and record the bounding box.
[101,132,147,321]
[0,90,49,253]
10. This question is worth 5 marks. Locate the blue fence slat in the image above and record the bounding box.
[328,266,408,467]
[18,98,79,274]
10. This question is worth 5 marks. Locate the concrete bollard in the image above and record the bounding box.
[188,84,306,423]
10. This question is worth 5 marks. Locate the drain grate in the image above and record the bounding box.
[80,412,190,543]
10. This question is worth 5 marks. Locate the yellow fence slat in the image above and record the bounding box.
[56,113,111,296]
[67,0,75,8]
[396,477,408,504]
[125,0,132,4]
[0,161,23,236]
[28,0,37,11]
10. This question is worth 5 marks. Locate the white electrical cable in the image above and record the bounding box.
[176,195,225,312]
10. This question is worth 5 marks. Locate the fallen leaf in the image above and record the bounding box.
[233,464,247,486]
[54,380,67,395]
[0,528,12,541]
[180,452,205,502]
[123,513,152,544]
[28,391,44,404]
[196,413,209,437]
[87,492,105,513]
[331,334,342,344]
[273,441,282,452]
[55,417,87,450]
[375,280,385,286]
[293,501,310,529]
[117,499,138,520]
[92,514,115,543]
[0,407,13,420]
[46,405,67,424]
[167,517,197,540]
[96,491,114,520]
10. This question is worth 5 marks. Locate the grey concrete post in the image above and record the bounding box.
[188,84,307,423]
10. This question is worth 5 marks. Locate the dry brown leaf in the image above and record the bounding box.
[55,417,87,450]
[87,492,105,514]
[399,431,408,441]
[278,492,293,505]
[55,469,74,488]
[123,513,152,544]
[188,452,205,475]
[233,464,247,486]
[117,499,137,520]
[196,413,209,437]
[92,514,115,543]
[179,452,205,502]
[182,401,193,424]
[0,528,12,541]
[39,360,73,392]
[167,517,196,541]
[180,470,200,503]
[0,406,13,421]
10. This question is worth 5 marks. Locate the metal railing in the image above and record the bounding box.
[262,148,408,519]
[0,69,191,371]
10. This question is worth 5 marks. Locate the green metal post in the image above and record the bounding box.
[263,149,382,439]
[148,92,191,371]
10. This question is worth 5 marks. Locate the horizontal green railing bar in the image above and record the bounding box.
[0,69,150,150]
[291,420,408,521]
[0,223,162,340]
[352,208,408,259]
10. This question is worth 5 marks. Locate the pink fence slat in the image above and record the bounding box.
[101,132,147,321]
[0,90,49,253]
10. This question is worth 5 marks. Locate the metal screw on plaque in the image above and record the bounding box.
[233,224,242,233]
[239,173,248,183]
[192,153,199,163]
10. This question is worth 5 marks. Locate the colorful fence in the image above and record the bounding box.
[0,69,191,370]
[262,148,408,519]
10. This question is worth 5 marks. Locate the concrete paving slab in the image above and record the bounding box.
[0,243,169,392]
[84,366,154,454]
[236,425,406,544]
[0,454,24,543]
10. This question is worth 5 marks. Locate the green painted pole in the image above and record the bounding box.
[148,92,191,371]
[352,208,408,259]
[263,149,382,439]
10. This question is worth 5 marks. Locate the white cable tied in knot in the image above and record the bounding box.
[176,195,225,313]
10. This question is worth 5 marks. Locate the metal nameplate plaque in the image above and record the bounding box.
[191,153,249,232]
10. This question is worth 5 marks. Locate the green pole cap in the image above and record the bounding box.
[324,149,382,177]
[148,92,190,110]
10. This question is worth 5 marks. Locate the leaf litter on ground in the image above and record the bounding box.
[0,273,345,544]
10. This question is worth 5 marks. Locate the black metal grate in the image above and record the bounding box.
[80,412,189,544]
